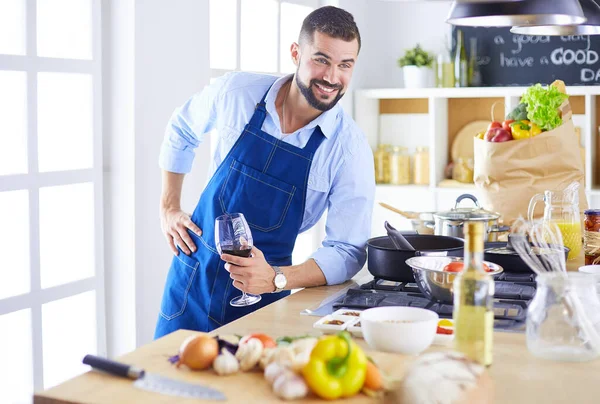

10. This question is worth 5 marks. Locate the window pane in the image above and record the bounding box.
[0,0,26,55]
[241,0,278,72]
[0,191,30,298]
[42,291,97,389]
[0,71,27,175]
[210,0,237,70]
[38,73,93,172]
[0,310,33,404]
[280,3,313,73]
[37,0,92,60]
[40,183,94,288]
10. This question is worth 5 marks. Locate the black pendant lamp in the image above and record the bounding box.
[447,0,586,27]
[512,0,600,35]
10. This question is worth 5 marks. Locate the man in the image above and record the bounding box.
[155,6,375,338]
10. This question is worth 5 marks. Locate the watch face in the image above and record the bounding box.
[274,273,287,289]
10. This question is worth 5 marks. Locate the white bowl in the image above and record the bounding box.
[360,307,439,355]
[578,265,600,275]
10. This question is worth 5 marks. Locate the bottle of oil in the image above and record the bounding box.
[454,29,468,87]
[453,221,494,366]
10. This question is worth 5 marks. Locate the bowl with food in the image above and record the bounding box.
[405,256,503,303]
[360,306,439,355]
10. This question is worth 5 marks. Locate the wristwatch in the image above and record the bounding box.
[272,265,287,293]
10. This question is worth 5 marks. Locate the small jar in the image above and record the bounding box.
[584,209,600,265]
[413,146,429,185]
[527,272,600,362]
[374,144,391,184]
[452,157,474,184]
[389,146,410,185]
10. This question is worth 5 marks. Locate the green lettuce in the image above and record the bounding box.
[521,83,569,131]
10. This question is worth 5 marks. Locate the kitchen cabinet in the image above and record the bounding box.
[356,86,600,236]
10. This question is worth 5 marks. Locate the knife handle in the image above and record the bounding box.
[83,354,145,380]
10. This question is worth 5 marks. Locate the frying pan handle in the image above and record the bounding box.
[83,354,145,380]
[455,194,480,209]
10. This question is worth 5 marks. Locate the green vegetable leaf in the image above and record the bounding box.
[520,84,568,131]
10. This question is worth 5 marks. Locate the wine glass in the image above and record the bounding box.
[215,213,262,307]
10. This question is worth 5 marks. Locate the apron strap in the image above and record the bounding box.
[248,86,272,129]
[303,125,326,155]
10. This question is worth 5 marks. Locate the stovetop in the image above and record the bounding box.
[327,272,537,333]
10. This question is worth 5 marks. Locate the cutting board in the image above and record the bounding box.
[451,120,489,162]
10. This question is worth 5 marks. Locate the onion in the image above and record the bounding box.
[177,334,219,370]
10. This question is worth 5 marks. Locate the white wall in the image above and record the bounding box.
[103,0,211,354]
[358,0,453,89]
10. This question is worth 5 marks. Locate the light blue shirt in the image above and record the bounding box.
[159,72,375,285]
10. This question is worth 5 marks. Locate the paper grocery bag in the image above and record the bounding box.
[474,118,587,225]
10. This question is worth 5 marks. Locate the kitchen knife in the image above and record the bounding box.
[83,354,226,401]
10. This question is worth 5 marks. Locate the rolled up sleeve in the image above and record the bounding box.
[159,74,229,174]
[311,141,376,285]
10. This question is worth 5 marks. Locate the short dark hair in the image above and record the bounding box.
[299,6,361,53]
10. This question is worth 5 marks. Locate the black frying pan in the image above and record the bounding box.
[484,240,570,273]
[367,234,464,282]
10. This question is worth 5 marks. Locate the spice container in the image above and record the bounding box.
[389,146,411,185]
[374,144,391,184]
[413,146,430,185]
[313,315,353,334]
[584,209,600,265]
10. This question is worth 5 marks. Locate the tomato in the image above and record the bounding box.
[443,262,492,273]
[239,333,277,348]
[436,326,454,335]
[502,119,515,132]
[443,262,464,273]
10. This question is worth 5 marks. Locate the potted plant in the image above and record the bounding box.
[398,45,435,89]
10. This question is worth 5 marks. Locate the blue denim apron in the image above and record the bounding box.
[154,87,325,338]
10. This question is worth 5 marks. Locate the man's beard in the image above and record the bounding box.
[295,72,344,112]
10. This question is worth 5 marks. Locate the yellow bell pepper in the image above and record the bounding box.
[302,331,367,400]
[510,120,542,140]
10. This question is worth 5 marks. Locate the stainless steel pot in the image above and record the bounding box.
[433,194,509,242]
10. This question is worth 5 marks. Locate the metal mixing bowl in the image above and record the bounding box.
[405,256,504,303]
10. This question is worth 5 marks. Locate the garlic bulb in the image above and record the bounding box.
[213,348,239,376]
[272,370,309,400]
[264,362,286,385]
[235,337,263,371]
[385,351,493,404]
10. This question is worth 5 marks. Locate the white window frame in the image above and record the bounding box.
[209,0,321,80]
[0,0,105,393]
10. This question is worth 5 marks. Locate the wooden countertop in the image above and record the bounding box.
[35,257,600,404]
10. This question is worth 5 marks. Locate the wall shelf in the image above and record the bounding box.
[357,86,600,235]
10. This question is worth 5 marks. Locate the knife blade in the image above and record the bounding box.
[83,354,226,401]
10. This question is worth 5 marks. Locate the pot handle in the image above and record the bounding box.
[416,251,449,257]
[489,225,510,233]
[455,194,480,209]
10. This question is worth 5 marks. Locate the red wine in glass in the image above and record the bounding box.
[215,213,261,307]
[219,245,253,258]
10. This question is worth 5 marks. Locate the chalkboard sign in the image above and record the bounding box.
[452,26,600,86]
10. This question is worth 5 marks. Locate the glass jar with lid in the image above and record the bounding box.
[527,272,600,362]
[374,144,391,184]
[584,209,600,265]
[389,146,410,185]
[413,146,429,185]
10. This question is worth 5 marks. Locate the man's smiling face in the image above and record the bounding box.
[292,31,359,112]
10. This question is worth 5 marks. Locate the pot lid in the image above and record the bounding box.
[434,194,500,221]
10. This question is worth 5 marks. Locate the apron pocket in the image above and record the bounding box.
[219,159,296,232]
[159,253,199,320]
